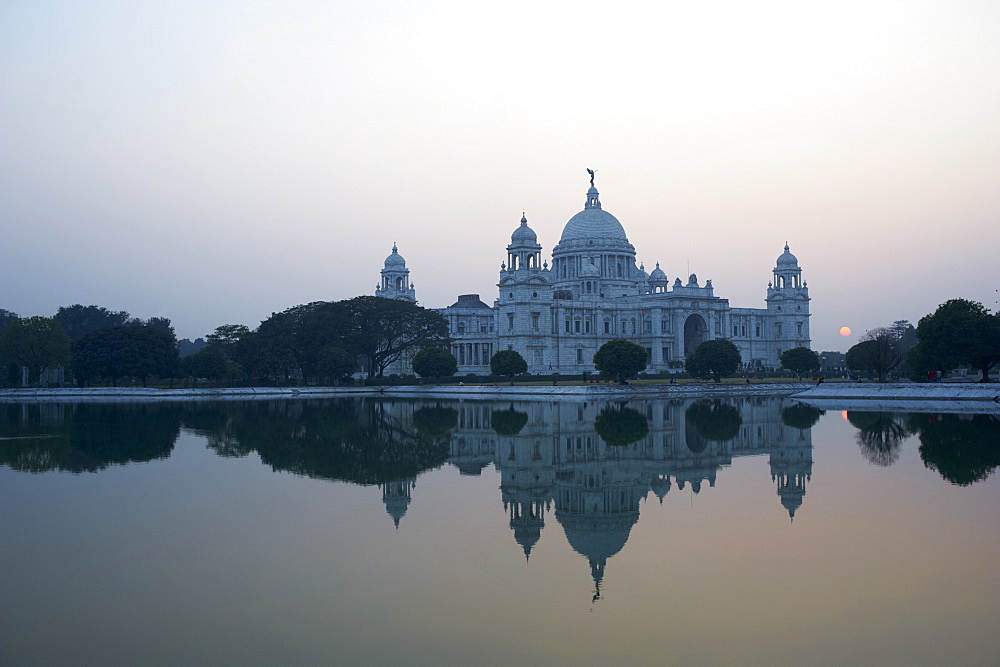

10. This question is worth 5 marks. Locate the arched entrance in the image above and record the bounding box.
[683,314,707,357]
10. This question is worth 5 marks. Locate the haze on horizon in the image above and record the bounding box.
[2,0,998,353]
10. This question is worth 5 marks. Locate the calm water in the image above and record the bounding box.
[1,397,998,665]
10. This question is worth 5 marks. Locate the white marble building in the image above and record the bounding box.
[377,176,810,375]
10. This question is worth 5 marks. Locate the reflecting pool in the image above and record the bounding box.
[1,397,998,664]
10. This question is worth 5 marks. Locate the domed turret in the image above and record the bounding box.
[376,243,416,302]
[511,213,538,245]
[384,243,406,267]
[505,213,543,272]
[776,243,798,267]
[648,261,669,294]
[770,242,805,291]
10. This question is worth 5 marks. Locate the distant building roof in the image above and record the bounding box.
[448,294,492,310]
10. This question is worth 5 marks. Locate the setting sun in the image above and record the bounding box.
[840,326,852,337]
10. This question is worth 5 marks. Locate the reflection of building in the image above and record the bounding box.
[453,397,812,600]
[370,396,813,598]
[377,175,811,374]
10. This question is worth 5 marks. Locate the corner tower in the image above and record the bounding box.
[766,243,810,354]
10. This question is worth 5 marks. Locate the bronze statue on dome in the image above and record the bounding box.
[587,168,596,186]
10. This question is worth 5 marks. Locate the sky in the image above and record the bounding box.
[2,0,998,352]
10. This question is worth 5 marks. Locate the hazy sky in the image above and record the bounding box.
[2,0,998,352]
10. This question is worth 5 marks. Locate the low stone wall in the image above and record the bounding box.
[0,383,807,402]
[794,382,1000,402]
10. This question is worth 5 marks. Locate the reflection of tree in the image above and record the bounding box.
[781,404,822,430]
[490,406,528,436]
[0,403,72,472]
[205,399,451,486]
[0,403,181,473]
[685,400,742,443]
[907,413,1000,486]
[848,412,908,467]
[412,406,457,439]
[594,405,649,447]
[182,402,252,458]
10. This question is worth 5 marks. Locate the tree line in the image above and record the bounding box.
[846,299,1000,382]
[3,296,995,387]
[0,298,450,387]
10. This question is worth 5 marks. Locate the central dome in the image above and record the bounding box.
[559,186,629,243]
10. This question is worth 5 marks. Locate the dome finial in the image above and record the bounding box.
[521,211,527,225]
[587,167,596,187]
[392,242,398,253]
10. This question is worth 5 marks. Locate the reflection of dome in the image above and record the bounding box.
[513,525,541,559]
[559,514,635,562]
[776,243,798,266]
[381,478,415,529]
[511,214,538,245]
[560,187,629,242]
[558,510,638,602]
[384,243,406,267]
[650,474,671,503]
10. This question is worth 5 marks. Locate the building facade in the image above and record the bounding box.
[377,176,810,375]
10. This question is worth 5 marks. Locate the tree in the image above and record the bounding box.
[255,297,450,381]
[685,339,741,383]
[412,346,458,382]
[343,296,450,377]
[316,346,356,385]
[54,304,130,341]
[138,316,175,340]
[206,324,258,381]
[846,327,904,382]
[490,349,527,383]
[593,339,647,383]
[846,340,878,379]
[0,316,71,384]
[72,323,179,386]
[780,347,820,375]
[911,299,1000,382]
[181,348,228,384]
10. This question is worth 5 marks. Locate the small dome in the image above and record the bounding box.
[636,263,649,281]
[649,262,667,281]
[384,243,406,268]
[776,243,798,267]
[511,214,538,245]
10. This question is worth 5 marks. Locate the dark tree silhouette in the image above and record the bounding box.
[686,339,741,383]
[848,412,909,466]
[594,404,649,446]
[685,400,742,442]
[490,406,528,436]
[593,339,648,383]
[908,413,1000,485]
